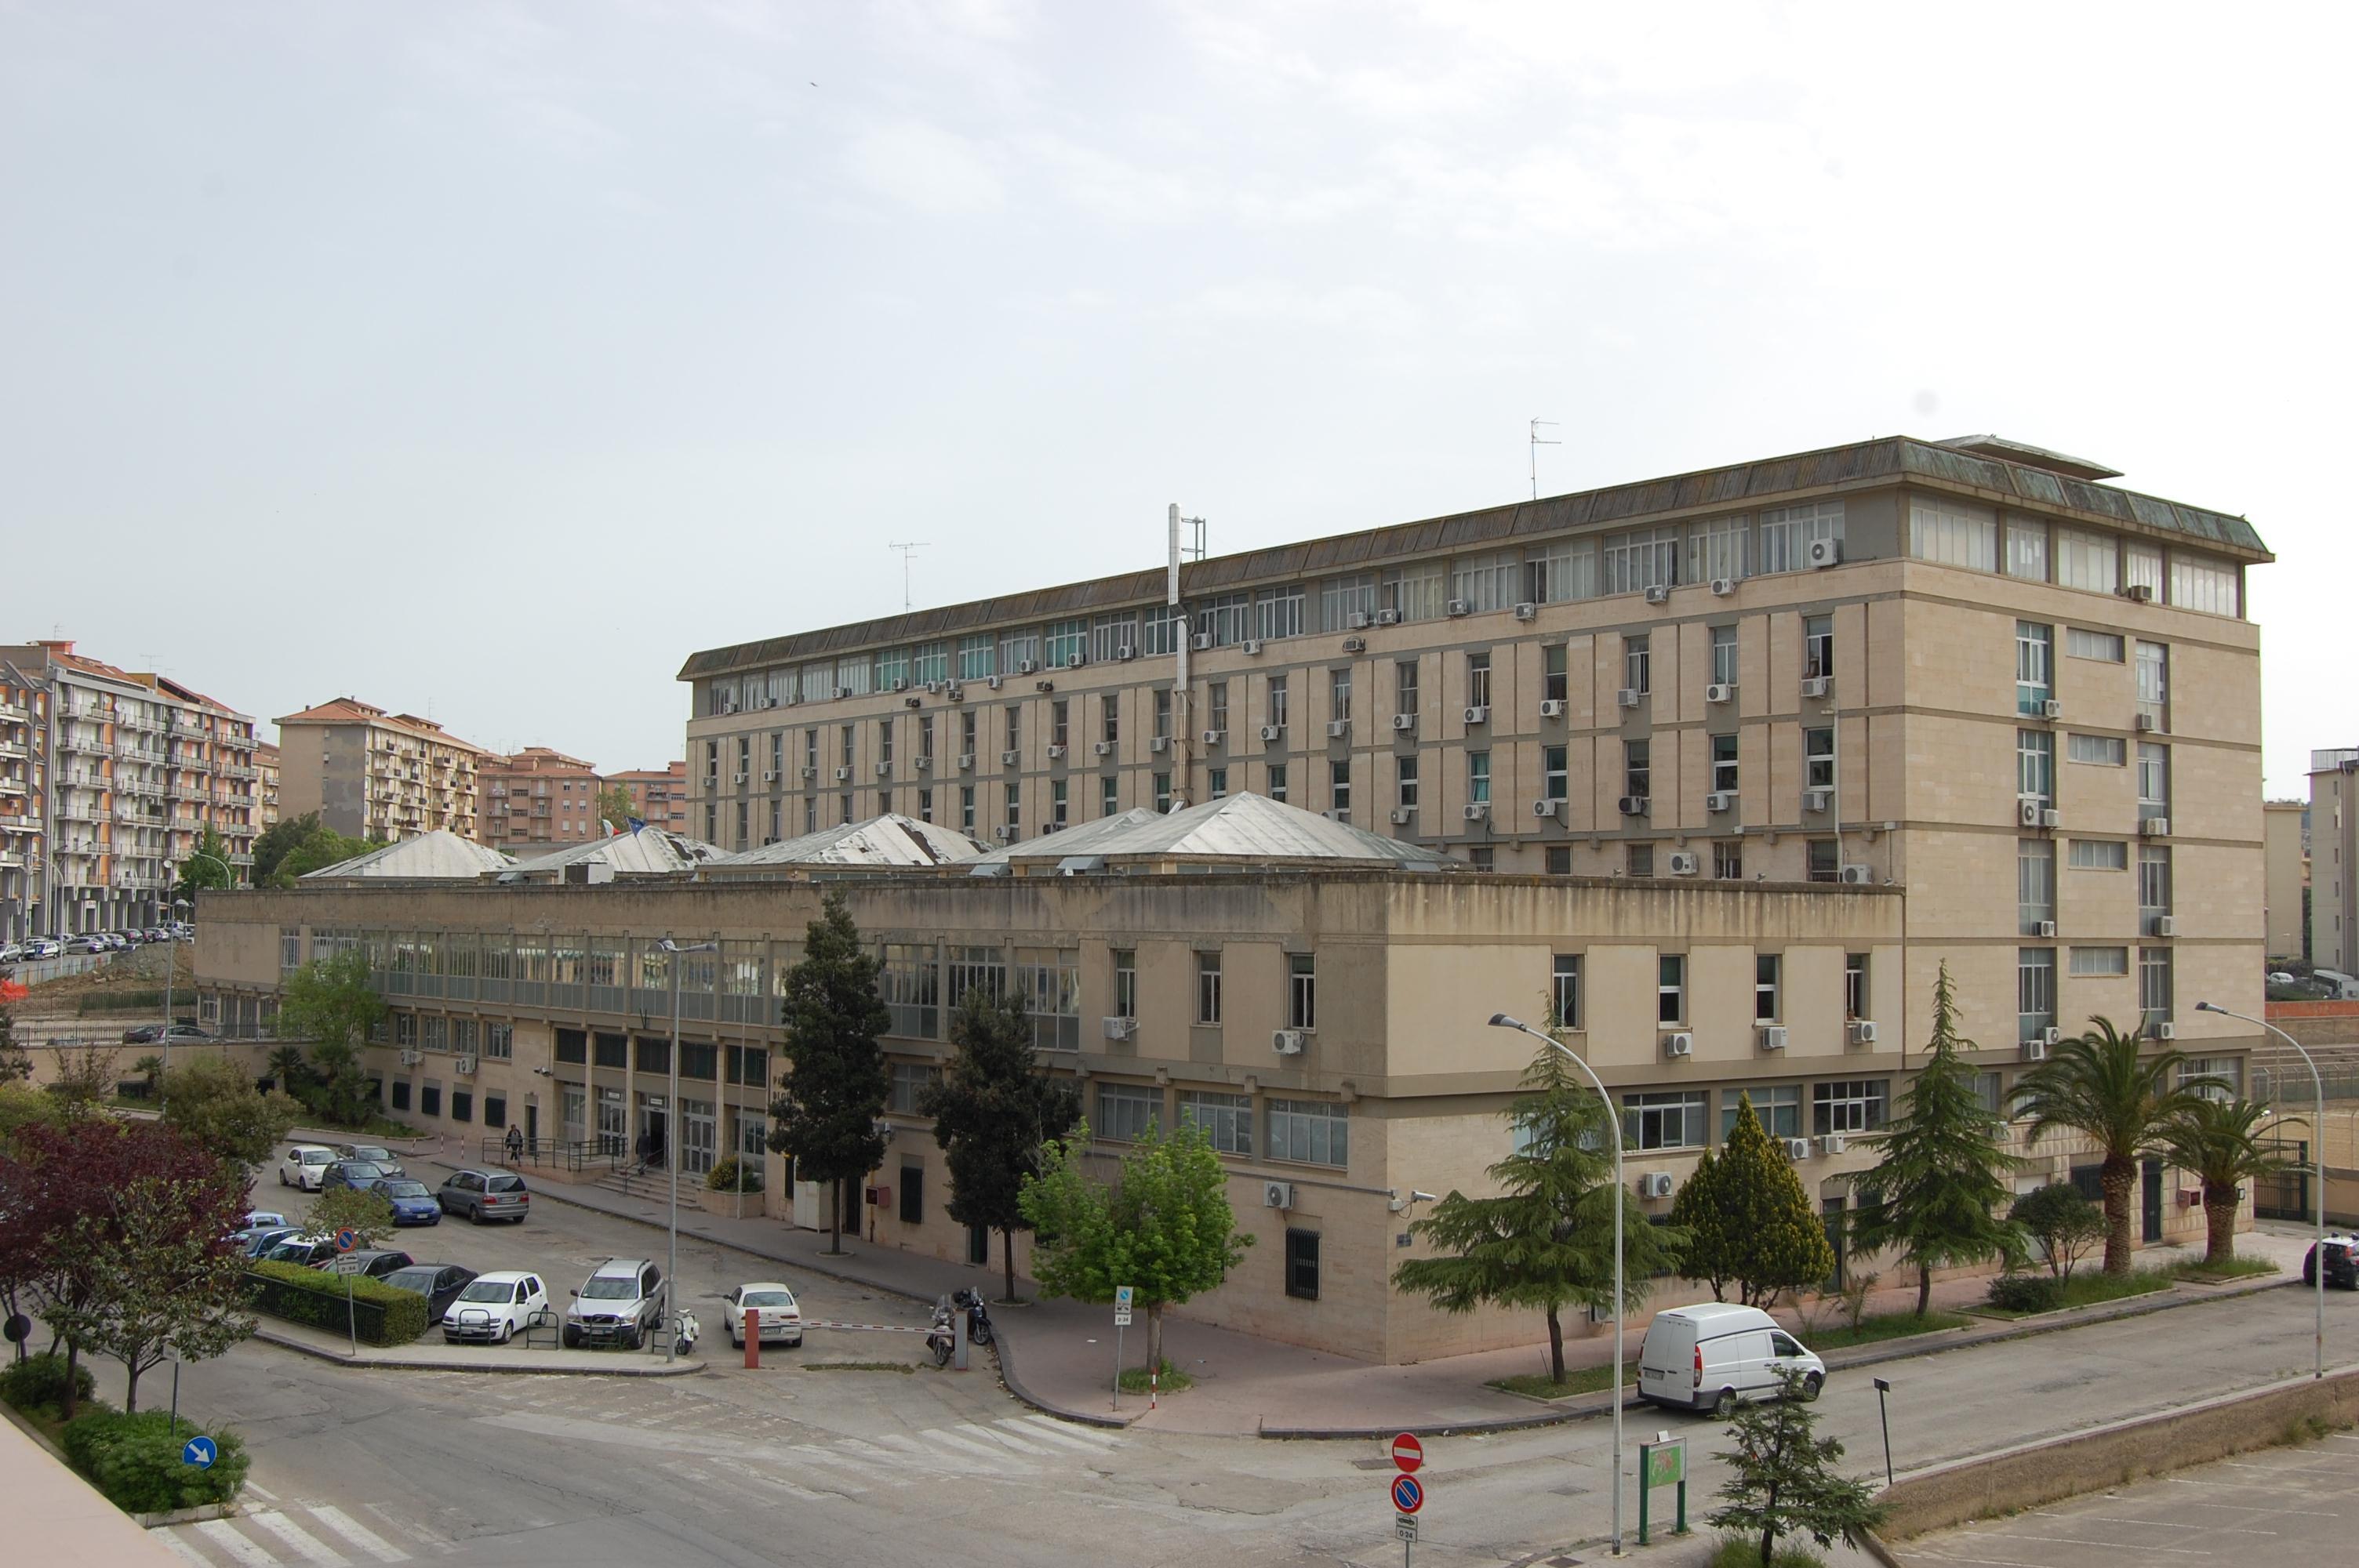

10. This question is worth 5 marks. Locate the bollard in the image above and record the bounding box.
[743,1307,760,1370]
[954,1301,969,1371]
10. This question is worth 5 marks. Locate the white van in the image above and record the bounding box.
[1637,1302,1826,1416]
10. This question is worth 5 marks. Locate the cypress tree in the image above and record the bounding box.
[768,890,892,1254]
[921,987,1080,1302]
[1683,1094,1834,1308]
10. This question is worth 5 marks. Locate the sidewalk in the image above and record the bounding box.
[251,1314,707,1376]
[402,1134,2314,1437]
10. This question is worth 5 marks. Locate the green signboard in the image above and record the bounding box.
[1645,1439,1685,1488]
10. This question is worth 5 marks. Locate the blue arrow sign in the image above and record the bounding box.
[1390,1473,1423,1514]
[183,1436,217,1469]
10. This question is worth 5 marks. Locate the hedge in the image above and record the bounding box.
[1986,1272,2066,1313]
[705,1156,765,1193]
[0,1350,96,1417]
[245,1260,430,1345]
[61,1406,248,1513]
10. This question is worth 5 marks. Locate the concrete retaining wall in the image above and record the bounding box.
[1876,1365,2359,1541]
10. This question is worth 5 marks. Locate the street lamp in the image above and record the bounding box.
[2196,1000,2324,1381]
[156,898,193,1115]
[1490,1011,1628,1558]
[660,937,719,1364]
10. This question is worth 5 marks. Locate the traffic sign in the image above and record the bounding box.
[1114,1286,1134,1308]
[1645,1437,1686,1488]
[1114,1307,1132,1327]
[1390,1473,1424,1514]
[1390,1432,1423,1473]
[331,1254,368,1276]
[1394,1514,1419,1543]
[333,1229,359,1253]
[182,1436,217,1469]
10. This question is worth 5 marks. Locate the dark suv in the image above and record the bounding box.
[2303,1236,2359,1289]
[564,1258,666,1348]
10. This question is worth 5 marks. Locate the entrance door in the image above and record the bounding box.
[640,1102,668,1165]
[525,1103,539,1145]
[2142,1158,2165,1243]
[968,1225,990,1266]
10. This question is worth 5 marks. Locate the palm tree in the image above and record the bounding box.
[2010,1018,2213,1276]
[264,1044,312,1094]
[2152,1097,2292,1265]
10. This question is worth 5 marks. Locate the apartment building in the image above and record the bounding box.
[0,641,264,934]
[679,434,2271,1062]
[478,748,606,851]
[609,762,689,834]
[256,742,281,832]
[0,664,47,942]
[2264,800,2308,964]
[2310,750,2358,976]
[275,699,487,844]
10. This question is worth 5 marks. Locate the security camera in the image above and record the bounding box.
[1387,1189,1439,1214]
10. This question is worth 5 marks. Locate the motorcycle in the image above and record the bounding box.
[925,1303,956,1367]
[952,1287,994,1348]
[674,1308,701,1357]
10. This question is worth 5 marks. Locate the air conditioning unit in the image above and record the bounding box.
[786,693,802,706]
[800,767,816,781]
[991,749,1014,767]
[2043,1025,2064,1045]
[2037,920,2058,938]
[1389,807,1413,825]
[923,681,943,695]
[1801,676,1831,699]
[1463,705,1489,725]
[1103,1016,1136,1042]
[2041,699,2063,720]
[834,766,852,782]
[1807,538,1842,568]
[2041,808,2062,829]
[1376,608,1402,626]
[1513,602,1537,621]
[834,686,852,699]
[1784,1137,1812,1160]
[1848,1019,1878,1047]
[1463,804,1488,821]
[1711,577,1736,597]
[889,679,910,693]
[1242,639,1264,656]
[1538,699,1566,719]
[2152,1021,2177,1040]
[1667,850,1699,876]
[1321,808,1348,822]
[2141,817,2171,837]
[1706,683,1734,704]
[1817,1132,1847,1156]
[2125,583,2155,603]
[732,771,748,784]
[2020,1038,2048,1062]
[1391,713,1416,731]
[1805,788,1831,814]
[1619,794,1649,816]
[1150,735,1170,753]
[1345,612,1371,630]
[987,675,1004,690]
[1201,729,1225,746]
[1617,688,1642,709]
[761,770,777,782]
[1644,585,1671,605]
[1272,1029,1306,1055]
[874,761,891,777]
[914,756,933,771]
[1707,791,1734,813]
[1047,745,1067,760]
[1840,864,1874,885]
[1190,633,1214,652]
[1342,636,1367,654]
[2017,798,2043,827]
[399,1049,422,1066]
[994,825,1019,842]
[1532,799,1560,819]
[1661,1031,1693,1058]
[2154,915,2178,937]
[1445,599,1471,618]
[957,753,976,771]
[1262,1181,1295,1209]
[1115,644,1136,662]
[1016,660,1038,676]
[2135,713,2157,731]
[1093,740,1114,757]
[1638,1172,1675,1199]
[1757,1025,1788,1052]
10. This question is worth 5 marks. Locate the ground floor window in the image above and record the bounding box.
[391,1080,411,1112]
[421,1082,442,1118]
[1285,1229,1320,1300]
[1812,1079,1888,1135]
[1622,1091,1707,1150]
[1722,1085,1801,1140]
[899,1163,924,1225]
[563,1085,586,1145]
[682,1098,717,1177]
[483,1094,507,1131]
[451,1090,473,1123]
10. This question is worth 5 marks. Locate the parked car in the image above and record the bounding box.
[437,1169,530,1224]
[564,1258,666,1348]
[335,1144,407,1180]
[261,1237,343,1269]
[719,1283,803,1349]
[235,1225,304,1258]
[442,1271,550,1345]
[66,935,109,955]
[22,939,60,960]
[373,1179,442,1226]
[2303,1236,2359,1290]
[320,1160,393,1192]
[122,1022,218,1044]
[278,1145,339,1191]
[384,1264,478,1322]
[244,1210,288,1229]
[341,1249,415,1282]
[1637,1302,1826,1416]
[0,943,23,964]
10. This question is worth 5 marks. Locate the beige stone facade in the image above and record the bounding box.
[2311,752,2357,977]
[2264,800,2308,964]
[275,698,488,844]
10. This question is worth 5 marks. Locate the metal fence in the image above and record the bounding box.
[2252,1062,2359,1107]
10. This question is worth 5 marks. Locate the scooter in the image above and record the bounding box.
[674,1308,701,1357]
[952,1287,994,1348]
[925,1302,956,1367]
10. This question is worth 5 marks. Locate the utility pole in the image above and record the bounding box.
[1167,506,1205,811]
[1529,418,1560,500]
[888,543,930,613]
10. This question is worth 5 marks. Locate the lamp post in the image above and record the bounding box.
[155,897,193,1115]
[660,938,718,1364]
[1489,1011,1627,1557]
[2196,1000,2324,1381]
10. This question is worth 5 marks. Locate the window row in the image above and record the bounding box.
[1916,499,2240,616]
[1091,1083,1349,1167]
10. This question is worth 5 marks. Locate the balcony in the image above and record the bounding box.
[0,738,25,760]
[0,701,28,723]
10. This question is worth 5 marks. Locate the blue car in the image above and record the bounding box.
[373,1178,442,1226]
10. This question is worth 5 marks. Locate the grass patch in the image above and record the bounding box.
[1116,1359,1194,1393]
[800,1360,914,1374]
[1707,1534,1827,1567]
[1488,1363,1640,1400]
[2168,1255,2277,1281]
[1979,1266,2175,1318]
[1804,1309,1969,1351]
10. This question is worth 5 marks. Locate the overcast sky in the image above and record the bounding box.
[4,2,2348,796]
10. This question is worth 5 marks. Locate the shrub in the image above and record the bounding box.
[704,1156,764,1193]
[61,1407,248,1513]
[245,1261,429,1345]
[1985,1272,2066,1313]
[0,1350,96,1417]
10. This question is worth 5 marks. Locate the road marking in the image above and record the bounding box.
[1973,1531,2211,1556]
[783,1443,874,1490]
[245,1482,279,1503]
[871,1429,1019,1475]
[194,1520,284,1568]
[155,1532,217,1567]
[1003,1414,1119,1452]
[921,1426,1036,1469]
[960,1421,1051,1455]
[829,1436,931,1473]
[2030,1512,2277,1536]
[246,1510,352,1566]
[305,1504,409,1563]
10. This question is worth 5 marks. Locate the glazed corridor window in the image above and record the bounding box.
[1812,1080,1888,1136]
[999,630,1041,672]
[1550,954,1582,1029]
[1710,625,1738,687]
[2171,552,2239,616]
[1043,620,1085,670]
[1143,604,1185,656]
[1525,539,1596,604]
[1096,1083,1161,1142]
[1180,1091,1252,1155]
[1623,1091,1708,1151]
[1467,652,1491,710]
[1450,549,1518,613]
[881,943,940,1039]
[1756,500,1843,575]
[1724,1085,1802,1140]
[1383,564,1447,622]
[1090,614,1138,665]
[945,946,1005,1008]
[1195,951,1223,1025]
[957,634,996,681]
[1321,573,1377,629]
[1658,953,1685,1023]
[1254,586,1305,641]
[1267,1098,1348,1167]
[1908,495,1997,571]
[2016,622,2053,714]
[1686,515,1749,584]
[1288,953,1316,1030]
[1602,526,1679,594]
[1196,593,1250,647]
[2054,524,2118,593]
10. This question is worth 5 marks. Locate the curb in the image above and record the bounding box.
[0,1400,244,1527]
[250,1325,708,1377]
[991,1329,1133,1430]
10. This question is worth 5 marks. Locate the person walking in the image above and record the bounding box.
[505,1123,525,1164]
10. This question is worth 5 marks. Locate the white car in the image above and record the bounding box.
[442,1271,551,1345]
[720,1282,804,1348]
[278,1145,338,1191]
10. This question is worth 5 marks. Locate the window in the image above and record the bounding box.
[2171,551,2239,616]
[1469,846,1495,872]
[1194,951,1222,1025]
[1004,705,1023,756]
[1756,500,1843,574]
[2018,729,2055,804]
[882,943,939,1039]
[1110,950,1136,1019]
[1627,841,1654,877]
[2019,948,2056,1042]
[2139,947,2174,1030]
[1143,604,1185,656]
[1267,763,1287,803]
[1686,515,1749,584]
[2016,622,2053,714]
[1288,953,1316,1030]
[1724,1085,1802,1140]
[1909,495,1997,570]
[1544,846,1572,875]
[1468,750,1491,807]
[1550,954,1582,1029]
[889,1062,943,1114]
[1807,839,1840,882]
[2069,733,2125,766]
[1329,668,1352,725]
[2070,838,2129,870]
[2139,845,2172,928]
[2136,742,2170,821]
[1802,615,1834,682]
[2135,641,2168,729]
[878,718,896,768]
[1180,1091,1252,1155]
[1154,771,1171,812]
[1397,659,1421,717]
[1195,593,1250,647]
[1623,634,1651,696]
[1710,732,1738,794]
[1714,840,1743,880]
[1254,586,1305,641]
[1050,699,1069,750]
[1208,681,1230,735]
[945,946,1005,1008]
[1382,563,1446,622]
[1541,745,1567,804]
[2019,839,2055,934]
[1002,782,1020,833]
[1321,574,1377,630]
[485,1023,513,1060]
[1602,526,1679,594]
[1623,1091,1708,1150]
[2124,540,2164,602]
[1658,953,1685,1023]
[1153,687,1172,741]
[280,930,302,971]
[1100,775,1118,816]
[856,652,891,695]
[911,642,948,685]
[1526,539,1597,604]
[957,634,997,681]
[959,784,976,832]
[1267,1098,1348,1167]
[1396,754,1419,811]
[391,1080,410,1111]
[1266,675,1289,733]
[1626,739,1651,800]
[2070,946,2128,976]
[1812,1080,1888,1135]
[1754,953,1781,1022]
[1044,619,1085,669]
[1096,1083,1162,1142]
[2005,517,2048,580]
[1449,549,1519,613]
[727,1044,769,1086]
[1285,1229,1321,1300]
[1206,768,1227,800]
[420,1083,442,1117]
[1466,652,1490,710]
[1845,953,1869,1020]
[1539,644,1567,706]
[1804,728,1835,792]
[1710,625,1738,688]
[2053,524,2118,593]
[1329,759,1350,818]
[999,629,1041,672]
[2066,627,2124,662]
[2179,1057,2240,1102]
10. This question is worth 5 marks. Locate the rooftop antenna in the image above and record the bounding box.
[1529,418,1560,500]
[889,542,930,612]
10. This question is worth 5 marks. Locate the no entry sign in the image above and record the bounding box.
[1391,1432,1423,1473]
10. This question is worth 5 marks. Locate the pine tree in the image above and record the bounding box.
[767,890,892,1254]
[1679,1094,1834,1308]
[1851,964,2028,1314]
[921,986,1080,1302]
[1707,1369,1885,1566]
[1670,1143,1734,1301]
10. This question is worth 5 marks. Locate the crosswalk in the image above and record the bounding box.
[151,1416,1123,1566]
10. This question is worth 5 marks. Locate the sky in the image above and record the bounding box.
[3,1,2350,795]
